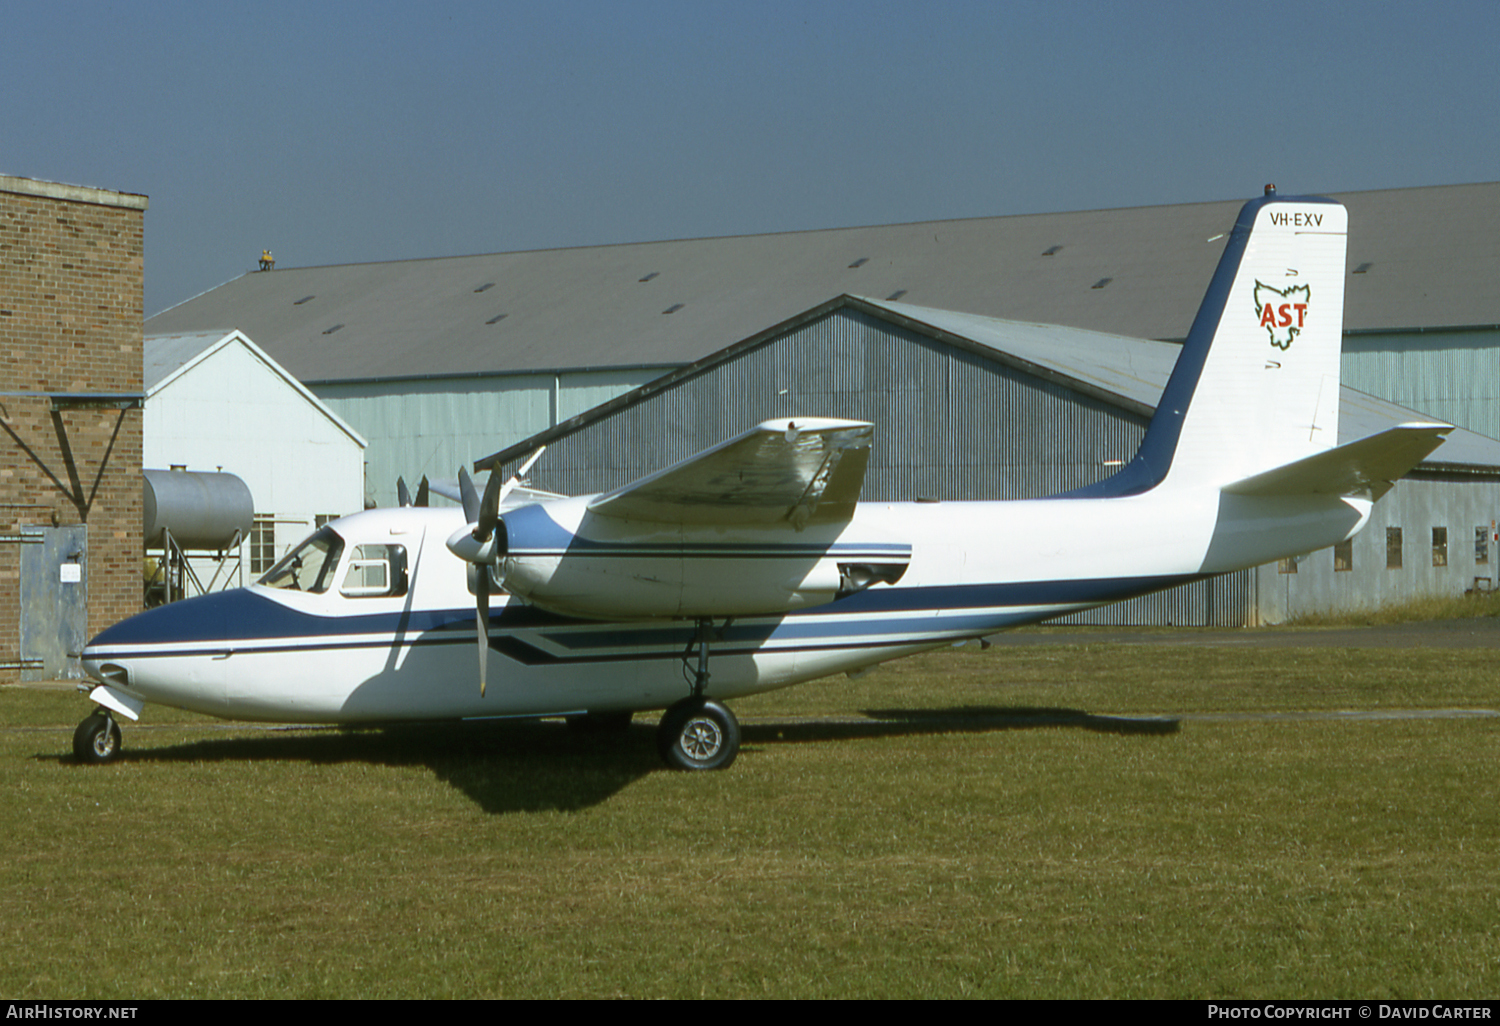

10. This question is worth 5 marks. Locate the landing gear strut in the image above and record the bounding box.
[73,710,121,765]
[657,617,741,771]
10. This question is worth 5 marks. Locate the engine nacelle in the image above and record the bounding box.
[490,497,909,620]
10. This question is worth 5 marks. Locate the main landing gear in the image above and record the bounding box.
[656,617,741,771]
[658,697,740,771]
[73,709,122,765]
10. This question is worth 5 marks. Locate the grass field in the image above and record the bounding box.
[3,639,1500,998]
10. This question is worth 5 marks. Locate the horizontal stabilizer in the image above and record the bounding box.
[589,418,873,527]
[1221,423,1451,501]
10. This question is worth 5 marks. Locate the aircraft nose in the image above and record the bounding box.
[82,590,240,685]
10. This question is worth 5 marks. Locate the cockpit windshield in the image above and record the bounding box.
[259,526,346,593]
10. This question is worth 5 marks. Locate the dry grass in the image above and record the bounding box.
[1284,589,1500,627]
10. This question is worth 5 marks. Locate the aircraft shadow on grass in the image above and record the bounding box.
[49,706,1178,814]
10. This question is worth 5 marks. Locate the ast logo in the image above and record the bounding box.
[1254,280,1311,350]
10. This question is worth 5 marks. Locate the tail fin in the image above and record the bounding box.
[1075,188,1348,496]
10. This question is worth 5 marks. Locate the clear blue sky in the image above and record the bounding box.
[7,0,1498,317]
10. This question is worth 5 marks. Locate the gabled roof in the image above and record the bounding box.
[145,329,368,449]
[477,296,1500,475]
[144,182,1500,386]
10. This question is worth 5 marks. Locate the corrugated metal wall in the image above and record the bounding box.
[1344,328,1500,440]
[317,368,658,508]
[525,307,1252,627]
[538,309,1148,499]
[1254,474,1500,623]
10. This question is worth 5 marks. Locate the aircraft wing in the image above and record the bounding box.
[588,418,874,527]
[1222,423,1452,501]
[428,478,565,511]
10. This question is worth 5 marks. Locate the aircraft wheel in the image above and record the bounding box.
[657,698,739,771]
[73,712,121,765]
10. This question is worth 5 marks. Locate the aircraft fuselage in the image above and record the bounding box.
[82,486,1367,726]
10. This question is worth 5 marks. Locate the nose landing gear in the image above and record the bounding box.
[73,710,121,765]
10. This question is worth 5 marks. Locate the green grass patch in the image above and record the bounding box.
[4,643,1500,998]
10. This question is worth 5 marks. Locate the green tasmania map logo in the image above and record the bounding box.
[1254,281,1311,350]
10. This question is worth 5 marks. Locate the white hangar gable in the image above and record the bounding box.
[144,330,368,570]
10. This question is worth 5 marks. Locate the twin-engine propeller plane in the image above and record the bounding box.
[76,189,1450,770]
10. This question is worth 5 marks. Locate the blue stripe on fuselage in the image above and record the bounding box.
[86,573,1203,660]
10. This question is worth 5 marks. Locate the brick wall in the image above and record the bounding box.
[1,175,147,679]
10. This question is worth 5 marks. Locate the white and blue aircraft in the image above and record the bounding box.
[76,189,1451,770]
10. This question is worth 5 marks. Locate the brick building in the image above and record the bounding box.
[1,175,148,680]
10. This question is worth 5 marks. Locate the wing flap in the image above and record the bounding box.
[588,418,874,527]
[1221,423,1451,501]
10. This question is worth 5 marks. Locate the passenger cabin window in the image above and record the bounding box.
[260,526,345,593]
[341,544,409,598]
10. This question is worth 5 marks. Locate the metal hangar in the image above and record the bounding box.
[142,182,1500,624]
[476,295,1500,627]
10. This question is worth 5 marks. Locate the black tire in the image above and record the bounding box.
[657,698,739,771]
[73,713,121,765]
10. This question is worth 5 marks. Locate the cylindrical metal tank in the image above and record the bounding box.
[142,468,254,549]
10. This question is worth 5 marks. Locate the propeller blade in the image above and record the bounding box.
[457,466,504,698]
[475,467,504,543]
[458,467,480,524]
[396,477,412,507]
[476,565,490,698]
[414,476,430,507]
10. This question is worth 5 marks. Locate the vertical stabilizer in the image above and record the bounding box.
[1163,190,1347,488]
[1070,189,1348,497]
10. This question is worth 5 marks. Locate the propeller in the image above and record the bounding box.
[456,467,501,697]
[396,475,431,508]
[447,449,547,698]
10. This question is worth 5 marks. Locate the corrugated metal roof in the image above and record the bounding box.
[143,330,230,391]
[865,298,1179,417]
[145,182,1500,385]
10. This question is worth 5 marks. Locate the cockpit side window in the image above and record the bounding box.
[341,544,409,598]
[259,526,346,593]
